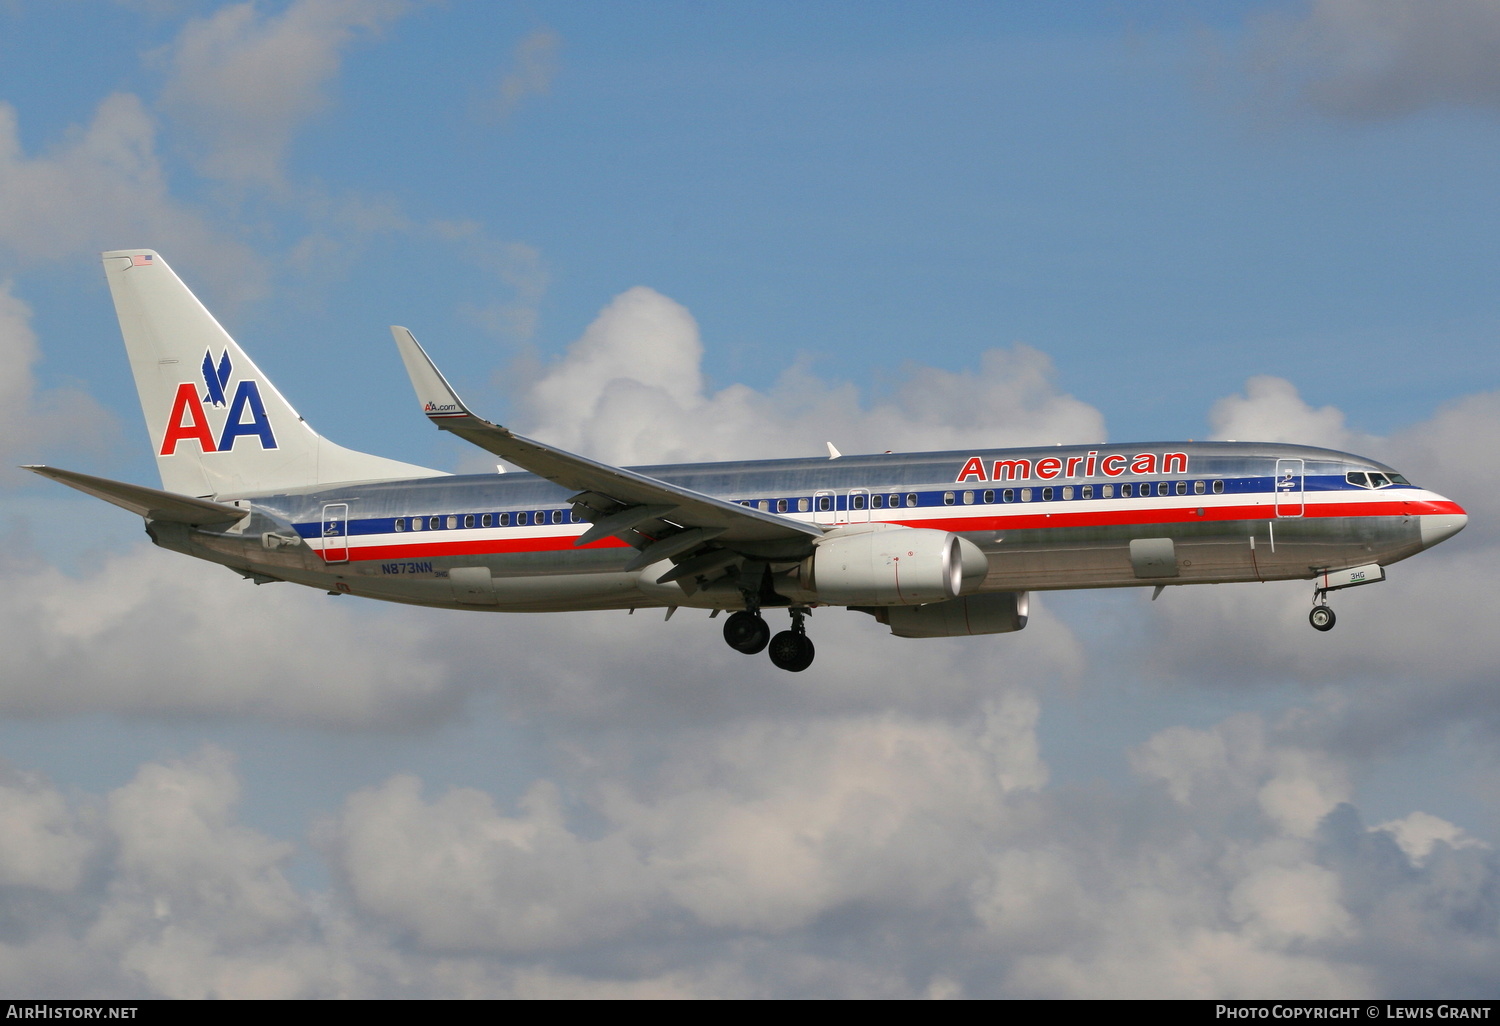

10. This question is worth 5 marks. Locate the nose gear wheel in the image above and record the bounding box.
[1308,585,1336,631]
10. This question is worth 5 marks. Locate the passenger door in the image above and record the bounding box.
[1274,459,1303,518]
[321,502,349,562]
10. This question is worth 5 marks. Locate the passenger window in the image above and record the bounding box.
[852,494,866,510]
[872,494,884,509]
[1003,489,1015,503]
[500,512,511,526]
[1194,481,1205,495]
[482,514,493,527]
[1081,485,1093,499]
[517,512,528,526]
[412,517,424,531]
[1021,488,1033,502]
[1042,487,1054,501]
[552,510,564,524]
[1061,486,1074,500]
[464,514,475,528]
[1102,484,1113,498]
[963,491,975,504]
[818,495,832,512]
[570,510,581,522]
[1159,483,1170,497]
[758,501,769,512]
[906,494,918,507]
[394,518,405,532]
[1121,483,1133,497]
[430,516,442,530]
[776,499,788,513]
[1213,481,1224,494]
[1175,482,1187,496]
[943,491,955,506]
[983,490,995,504]
[798,498,810,512]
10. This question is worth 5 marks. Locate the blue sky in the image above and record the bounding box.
[0,0,1497,998]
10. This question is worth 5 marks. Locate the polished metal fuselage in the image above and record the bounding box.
[150,441,1463,613]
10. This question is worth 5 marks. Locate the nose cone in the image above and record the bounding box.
[1420,507,1468,549]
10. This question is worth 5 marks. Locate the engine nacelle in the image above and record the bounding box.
[806,525,988,606]
[867,591,1029,638]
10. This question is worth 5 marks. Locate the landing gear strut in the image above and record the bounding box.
[1309,588,1336,632]
[768,608,815,672]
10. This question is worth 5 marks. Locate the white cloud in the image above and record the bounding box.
[0,283,114,481]
[157,0,413,188]
[326,775,659,953]
[1208,374,1365,450]
[0,765,94,892]
[0,748,339,999]
[489,27,561,122]
[0,542,462,728]
[1377,810,1487,864]
[519,286,1106,465]
[1250,0,1500,118]
[0,704,1495,997]
[0,96,256,294]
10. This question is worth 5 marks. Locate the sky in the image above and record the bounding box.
[0,0,1497,999]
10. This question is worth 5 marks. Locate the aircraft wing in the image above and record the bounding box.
[392,328,823,575]
[22,465,247,525]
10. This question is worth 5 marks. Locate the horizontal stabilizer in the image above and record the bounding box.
[22,465,247,525]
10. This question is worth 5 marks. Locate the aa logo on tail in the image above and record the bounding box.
[159,349,278,455]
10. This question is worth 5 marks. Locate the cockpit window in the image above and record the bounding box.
[1347,470,1411,489]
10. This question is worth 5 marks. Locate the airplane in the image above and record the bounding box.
[24,250,1469,672]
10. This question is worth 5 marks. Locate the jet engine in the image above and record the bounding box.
[805,525,988,606]
[863,591,1029,638]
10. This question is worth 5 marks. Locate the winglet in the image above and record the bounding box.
[391,326,477,423]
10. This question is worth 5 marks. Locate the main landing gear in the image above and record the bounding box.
[722,608,815,671]
[723,609,771,654]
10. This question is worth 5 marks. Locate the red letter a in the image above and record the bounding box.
[159,382,217,455]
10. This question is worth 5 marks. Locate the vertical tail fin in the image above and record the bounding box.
[102,250,445,497]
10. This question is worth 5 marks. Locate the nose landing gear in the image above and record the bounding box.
[1309,603,1336,631]
[1309,584,1337,632]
